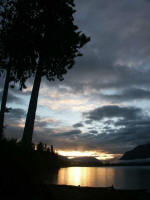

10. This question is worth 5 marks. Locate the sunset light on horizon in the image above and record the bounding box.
[56,150,121,160]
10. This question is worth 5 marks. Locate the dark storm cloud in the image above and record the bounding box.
[55,0,150,99]
[73,122,84,128]
[52,104,146,153]
[3,108,26,139]
[2,0,150,103]
[6,108,26,119]
[89,130,98,134]
[34,118,56,129]
[32,128,83,149]
[0,76,32,107]
[4,106,150,155]
[36,118,150,154]
[84,105,142,121]
[43,104,150,153]
[101,88,150,102]
[71,123,150,154]
[79,104,150,153]
[56,129,82,137]
[95,124,150,154]
[115,119,150,127]
[0,90,23,104]
[4,108,26,138]
[84,120,93,125]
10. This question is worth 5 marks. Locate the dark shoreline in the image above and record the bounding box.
[1,183,150,200]
[0,140,150,199]
[46,183,149,192]
[31,184,150,200]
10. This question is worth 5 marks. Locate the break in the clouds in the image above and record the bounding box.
[1,0,150,157]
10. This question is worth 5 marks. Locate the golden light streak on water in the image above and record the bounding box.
[57,167,115,187]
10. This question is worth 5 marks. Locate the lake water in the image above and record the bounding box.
[49,166,150,190]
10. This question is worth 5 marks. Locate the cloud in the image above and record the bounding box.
[73,122,84,128]
[3,104,150,155]
[56,0,150,95]
[89,130,98,134]
[100,88,150,102]
[32,128,83,150]
[84,105,143,121]
[34,116,61,129]
[75,105,150,154]
[6,108,26,119]
[0,90,23,104]
[57,129,82,137]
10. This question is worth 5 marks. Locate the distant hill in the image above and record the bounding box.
[70,156,103,166]
[121,143,150,160]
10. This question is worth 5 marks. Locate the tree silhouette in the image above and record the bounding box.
[0,64,11,137]
[0,0,36,136]
[0,0,90,144]
[37,142,44,152]
[18,0,90,146]
[0,0,15,136]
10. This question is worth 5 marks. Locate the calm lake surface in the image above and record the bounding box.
[49,166,150,190]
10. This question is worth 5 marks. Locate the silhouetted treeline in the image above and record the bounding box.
[0,137,69,192]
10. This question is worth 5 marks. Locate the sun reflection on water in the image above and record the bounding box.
[57,167,115,187]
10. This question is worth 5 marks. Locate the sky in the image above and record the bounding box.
[1,0,150,160]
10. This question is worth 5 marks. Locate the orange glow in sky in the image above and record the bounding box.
[57,150,117,160]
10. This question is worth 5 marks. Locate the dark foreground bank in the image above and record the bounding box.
[0,184,150,200]
[0,138,150,200]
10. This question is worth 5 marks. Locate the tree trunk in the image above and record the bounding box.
[22,66,42,146]
[0,65,11,137]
